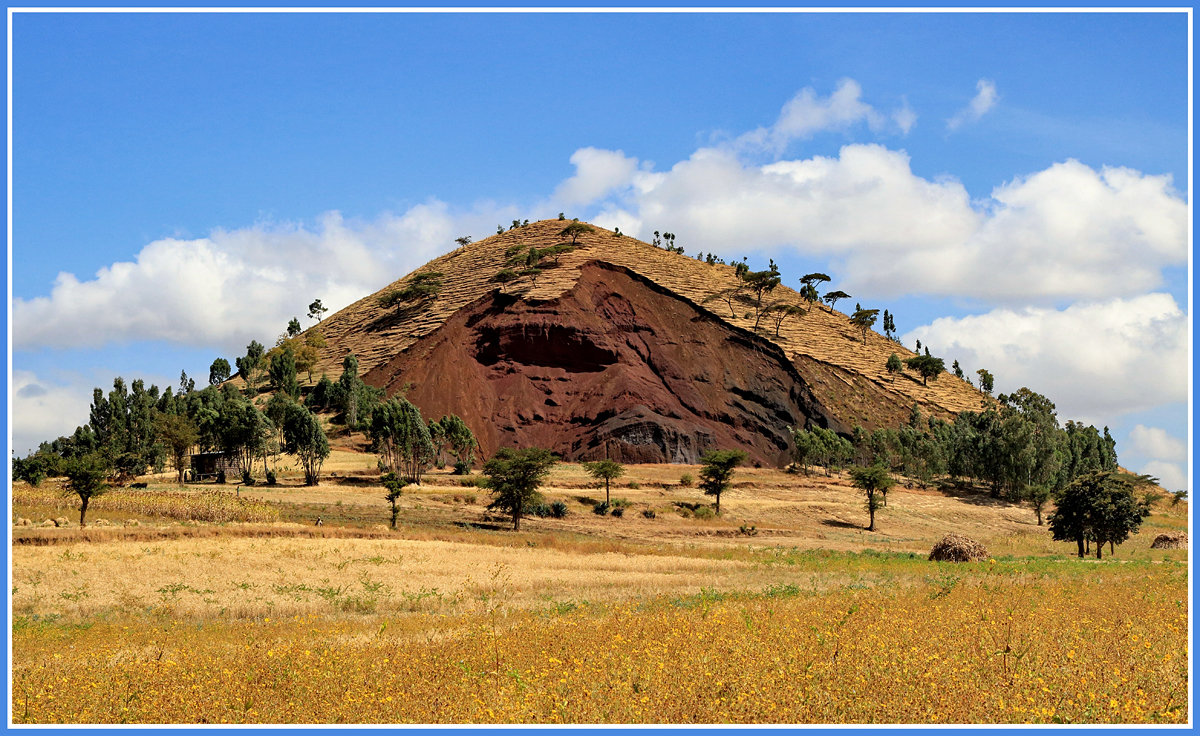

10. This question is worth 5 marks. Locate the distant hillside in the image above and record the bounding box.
[302,220,988,463]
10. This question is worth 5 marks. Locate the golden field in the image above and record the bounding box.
[10,456,1191,724]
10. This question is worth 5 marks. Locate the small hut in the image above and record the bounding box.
[187,452,239,482]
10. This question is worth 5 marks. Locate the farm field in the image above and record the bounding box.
[10,454,1191,724]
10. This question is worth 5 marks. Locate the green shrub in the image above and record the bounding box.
[642,509,656,519]
[241,470,255,486]
[611,506,625,518]
[453,461,471,475]
[549,501,568,518]
[693,506,715,520]
[266,470,277,486]
[627,481,640,490]
[611,498,631,509]
[679,473,694,487]
[593,501,611,516]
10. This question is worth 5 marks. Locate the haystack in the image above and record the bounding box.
[1150,532,1188,549]
[928,534,989,562]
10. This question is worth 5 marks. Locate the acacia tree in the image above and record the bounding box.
[282,403,330,486]
[582,459,625,505]
[849,308,880,343]
[765,303,805,337]
[822,290,851,313]
[799,272,830,303]
[850,464,894,532]
[559,222,595,245]
[483,447,558,531]
[698,449,748,514]
[741,260,782,331]
[379,272,444,310]
[63,453,110,527]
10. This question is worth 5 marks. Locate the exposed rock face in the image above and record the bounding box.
[364,262,837,465]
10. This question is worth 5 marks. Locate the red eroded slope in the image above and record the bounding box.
[363,262,840,465]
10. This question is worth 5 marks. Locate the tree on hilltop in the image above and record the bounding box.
[765,303,806,337]
[235,340,266,397]
[849,308,880,343]
[209,358,231,386]
[823,290,851,313]
[455,235,473,248]
[904,354,946,386]
[287,317,302,338]
[379,272,444,310]
[559,222,595,245]
[976,368,995,395]
[800,273,831,304]
[886,353,903,382]
[742,259,782,331]
[308,299,328,323]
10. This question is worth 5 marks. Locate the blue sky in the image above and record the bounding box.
[9,9,1191,491]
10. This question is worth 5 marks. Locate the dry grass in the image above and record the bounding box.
[12,558,1188,724]
[10,462,1189,724]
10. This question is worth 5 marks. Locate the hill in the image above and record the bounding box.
[303,220,988,463]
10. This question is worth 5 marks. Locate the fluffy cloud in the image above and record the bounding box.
[736,79,914,152]
[904,293,1187,425]
[947,78,999,130]
[1141,460,1188,492]
[1128,424,1188,462]
[588,145,1184,303]
[553,147,640,207]
[13,202,515,353]
[11,371,95,455]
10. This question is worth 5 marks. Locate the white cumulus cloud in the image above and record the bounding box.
[592,144,1184,303]
[948,78,999,130]
[1128,424,1188,462]
[904,293,1188,425]
[552,147,640,207]
[12,201,517,354]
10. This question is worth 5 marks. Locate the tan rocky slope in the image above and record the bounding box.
[302,219,987,461]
